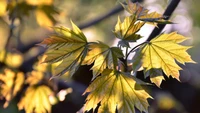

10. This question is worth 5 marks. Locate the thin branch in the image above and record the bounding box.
[147,0,181,41]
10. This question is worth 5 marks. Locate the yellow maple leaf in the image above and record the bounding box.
[82,42,124,79]
[0,68,24,108]
[141,32,195,83]
[83,69,152,113]
[114,16,144,43]
[18,85,53,113]
[40,21,88,77]
[121,0,172,26]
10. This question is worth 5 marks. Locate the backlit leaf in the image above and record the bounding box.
[40,21,88,77]
[82,42,124,79]
[114,16,144,47]
[18,85,53,113]
[144,68,164,88]
[141,32,195,83]
[0,68,24,108]
[83,69,152,113]
[121,0,172,26]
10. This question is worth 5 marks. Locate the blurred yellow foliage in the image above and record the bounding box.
[35,9,53,28]
[0,0,7,16]
[26,71,44,85]
[26,0,53,5]
[0,68,24,108]
[18,85,53,113]
[0,50,23,68]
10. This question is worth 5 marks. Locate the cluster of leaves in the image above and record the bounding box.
[0,0,195,113]
[40,0,195,113]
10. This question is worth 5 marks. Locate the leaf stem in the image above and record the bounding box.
[126,41,147,60]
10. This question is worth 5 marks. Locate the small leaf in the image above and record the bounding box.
[40,21,88,77]
[144,68,164,88]
[83,42,124,79]
[83,69,152,113]
[18,85,53,113]
[141,32,195,82]
[121,0,172,26]
[114,16,144,43]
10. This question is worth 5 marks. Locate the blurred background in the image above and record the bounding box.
[0,0,199,113]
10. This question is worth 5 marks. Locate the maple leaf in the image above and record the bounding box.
[121,0,172,26]
[40,21,89,77]
[83,42,124,79]
[114,16,144,47]
[18,85,53,113]
[140,32,195,85]
[0,68,24,108]
[83,69,152,113]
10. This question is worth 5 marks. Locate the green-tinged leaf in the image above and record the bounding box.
[114,16,144,44]
[132,48,143,73]
[39,21,88,77]
[83,42,124,79]
[144,68,164,88]
[138,12,172,26]
[0,69,24,108]
[141,32,195,82]
[121,1,148,17]
[18,85,53,113]
[83,69,152,113]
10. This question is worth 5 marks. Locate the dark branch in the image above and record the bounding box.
[147,0,181,41]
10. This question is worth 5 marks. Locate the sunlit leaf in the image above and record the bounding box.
[121,1,148,17]
[40,21,88,77]
[141,32,195,83]
[144,68,164,88]
[0,68,24,108]
[18,85,53,113]
[83,69,152,113]
[121,0,172,26]
[82,42,124,79]
[114,16,144,47]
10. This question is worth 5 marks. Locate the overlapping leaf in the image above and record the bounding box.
[83,42,123,79]
[18,85,53,113]
[83,69,152,113]
[114,16,144,47]
[40,21,88,77]
[0,68,24,108]
[139,32,195,86]
[121,0,172,26]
